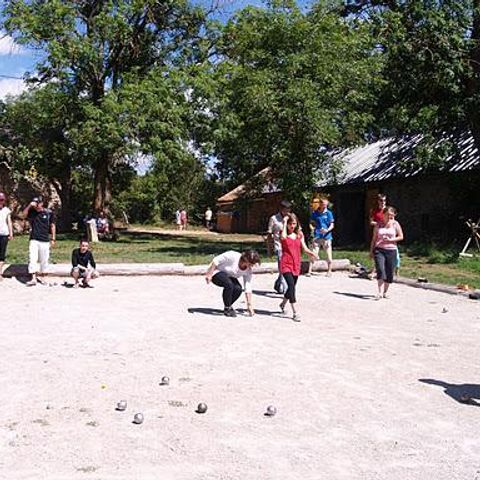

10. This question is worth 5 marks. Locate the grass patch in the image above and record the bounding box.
[5,232,479,289]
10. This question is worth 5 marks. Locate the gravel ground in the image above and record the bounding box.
[0,272,479,480]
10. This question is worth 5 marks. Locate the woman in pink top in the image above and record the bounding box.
[279,213,318,322]
[369,206,404,300]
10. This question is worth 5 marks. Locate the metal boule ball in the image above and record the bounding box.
[116,400,127,411]
[161,376,170,386]
[133,413,144,424]
[266,405,277,416]
[196,403,208,414]
[442,307,448,313]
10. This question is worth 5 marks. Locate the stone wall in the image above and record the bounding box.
[0,162,62,233]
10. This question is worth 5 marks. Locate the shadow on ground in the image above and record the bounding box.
[333,291,376,300]
[419,378,480,406]
[188,307,284,318]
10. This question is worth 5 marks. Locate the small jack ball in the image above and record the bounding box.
[161,376,170,385]
[196,403,208,414]
[116,400,127,411]
[133,413,144,424]
[266,405,277,416]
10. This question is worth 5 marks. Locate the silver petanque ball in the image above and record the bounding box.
[161,376,170,385]
[133,413,144,424]
[196,403,208,414]
[266,405,277,416]
[116,400,127,411]
[442,307,448,313]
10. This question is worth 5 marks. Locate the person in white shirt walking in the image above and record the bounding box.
[0,192,13,280]
[205,249,260,317]
[267,200,291,294]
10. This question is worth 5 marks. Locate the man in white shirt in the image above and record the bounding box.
[205,249,260,317]
[267,200,291,294]
[205,207,213,229]
[0,192,13,279]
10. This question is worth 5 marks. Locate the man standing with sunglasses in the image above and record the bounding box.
[22,196,56,286]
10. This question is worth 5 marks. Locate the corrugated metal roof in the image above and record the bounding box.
[318,132,480,187]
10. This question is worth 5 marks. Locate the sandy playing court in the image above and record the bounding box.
[0,272,479,480]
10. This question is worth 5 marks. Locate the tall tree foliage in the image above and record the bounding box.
[341,1,480,166]
[3,0,207,214]
[207,1,382,207]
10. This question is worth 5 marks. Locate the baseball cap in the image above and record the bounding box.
[32,195,43,203]
[0,193,5,201]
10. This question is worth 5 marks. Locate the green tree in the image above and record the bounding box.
[341,1,480,165]
[206,1,382,209]
[3,0,207,214]
[1,84,80,228]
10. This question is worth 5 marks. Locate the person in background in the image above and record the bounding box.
[96,211,110,236]
[370,194,387,228]
[279,213,318,322]
[0,192,13,280]
[175,209,182,230]
[267,199,292,294]
[205,249,260,317]
[71,238,99,288]
[180,208,188,230]
[368,193,387,279]
[205,207,213,230]
[370,206,404,300]
[23,196,56,286]
[308,198,334,277]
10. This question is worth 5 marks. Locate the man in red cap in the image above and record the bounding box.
[0,192,13,280]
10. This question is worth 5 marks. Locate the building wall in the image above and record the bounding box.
[327,171,480,246]
[216,192,283,233]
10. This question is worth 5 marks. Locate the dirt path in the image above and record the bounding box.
[0,273,479,479]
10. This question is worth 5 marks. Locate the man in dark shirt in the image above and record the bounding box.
[71,238,99,288]
[22,196,56,286]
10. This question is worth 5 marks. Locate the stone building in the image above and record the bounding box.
[215,133,480,245]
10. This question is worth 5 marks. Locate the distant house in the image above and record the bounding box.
[216,133,480,244]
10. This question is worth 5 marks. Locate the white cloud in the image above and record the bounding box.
[0,34,25,56]
[0,78,26,99]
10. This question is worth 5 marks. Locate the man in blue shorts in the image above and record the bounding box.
[308,198,334,277]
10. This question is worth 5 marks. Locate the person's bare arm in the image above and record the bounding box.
[22,202,35,218]
[245,292,254,316]
[281,216,288,239]
[394,222,404,243]
[205,261,217,283]
[301,236,318,260]
[369,225,378,258]
[50,223,56,247]
[7,213,13,240]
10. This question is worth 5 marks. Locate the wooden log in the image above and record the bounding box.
[2,259,351,278]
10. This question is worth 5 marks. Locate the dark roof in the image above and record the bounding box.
[318,132,480,187]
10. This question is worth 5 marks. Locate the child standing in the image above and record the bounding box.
[279,213,318,322]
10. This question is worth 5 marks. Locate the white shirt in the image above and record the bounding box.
[267,212,284,252]
[0,207,11,236]
[212,250,253,293]
[205,209,212,221]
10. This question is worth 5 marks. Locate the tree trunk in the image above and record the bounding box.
[93,155,112,215]
[54,172,73,232]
